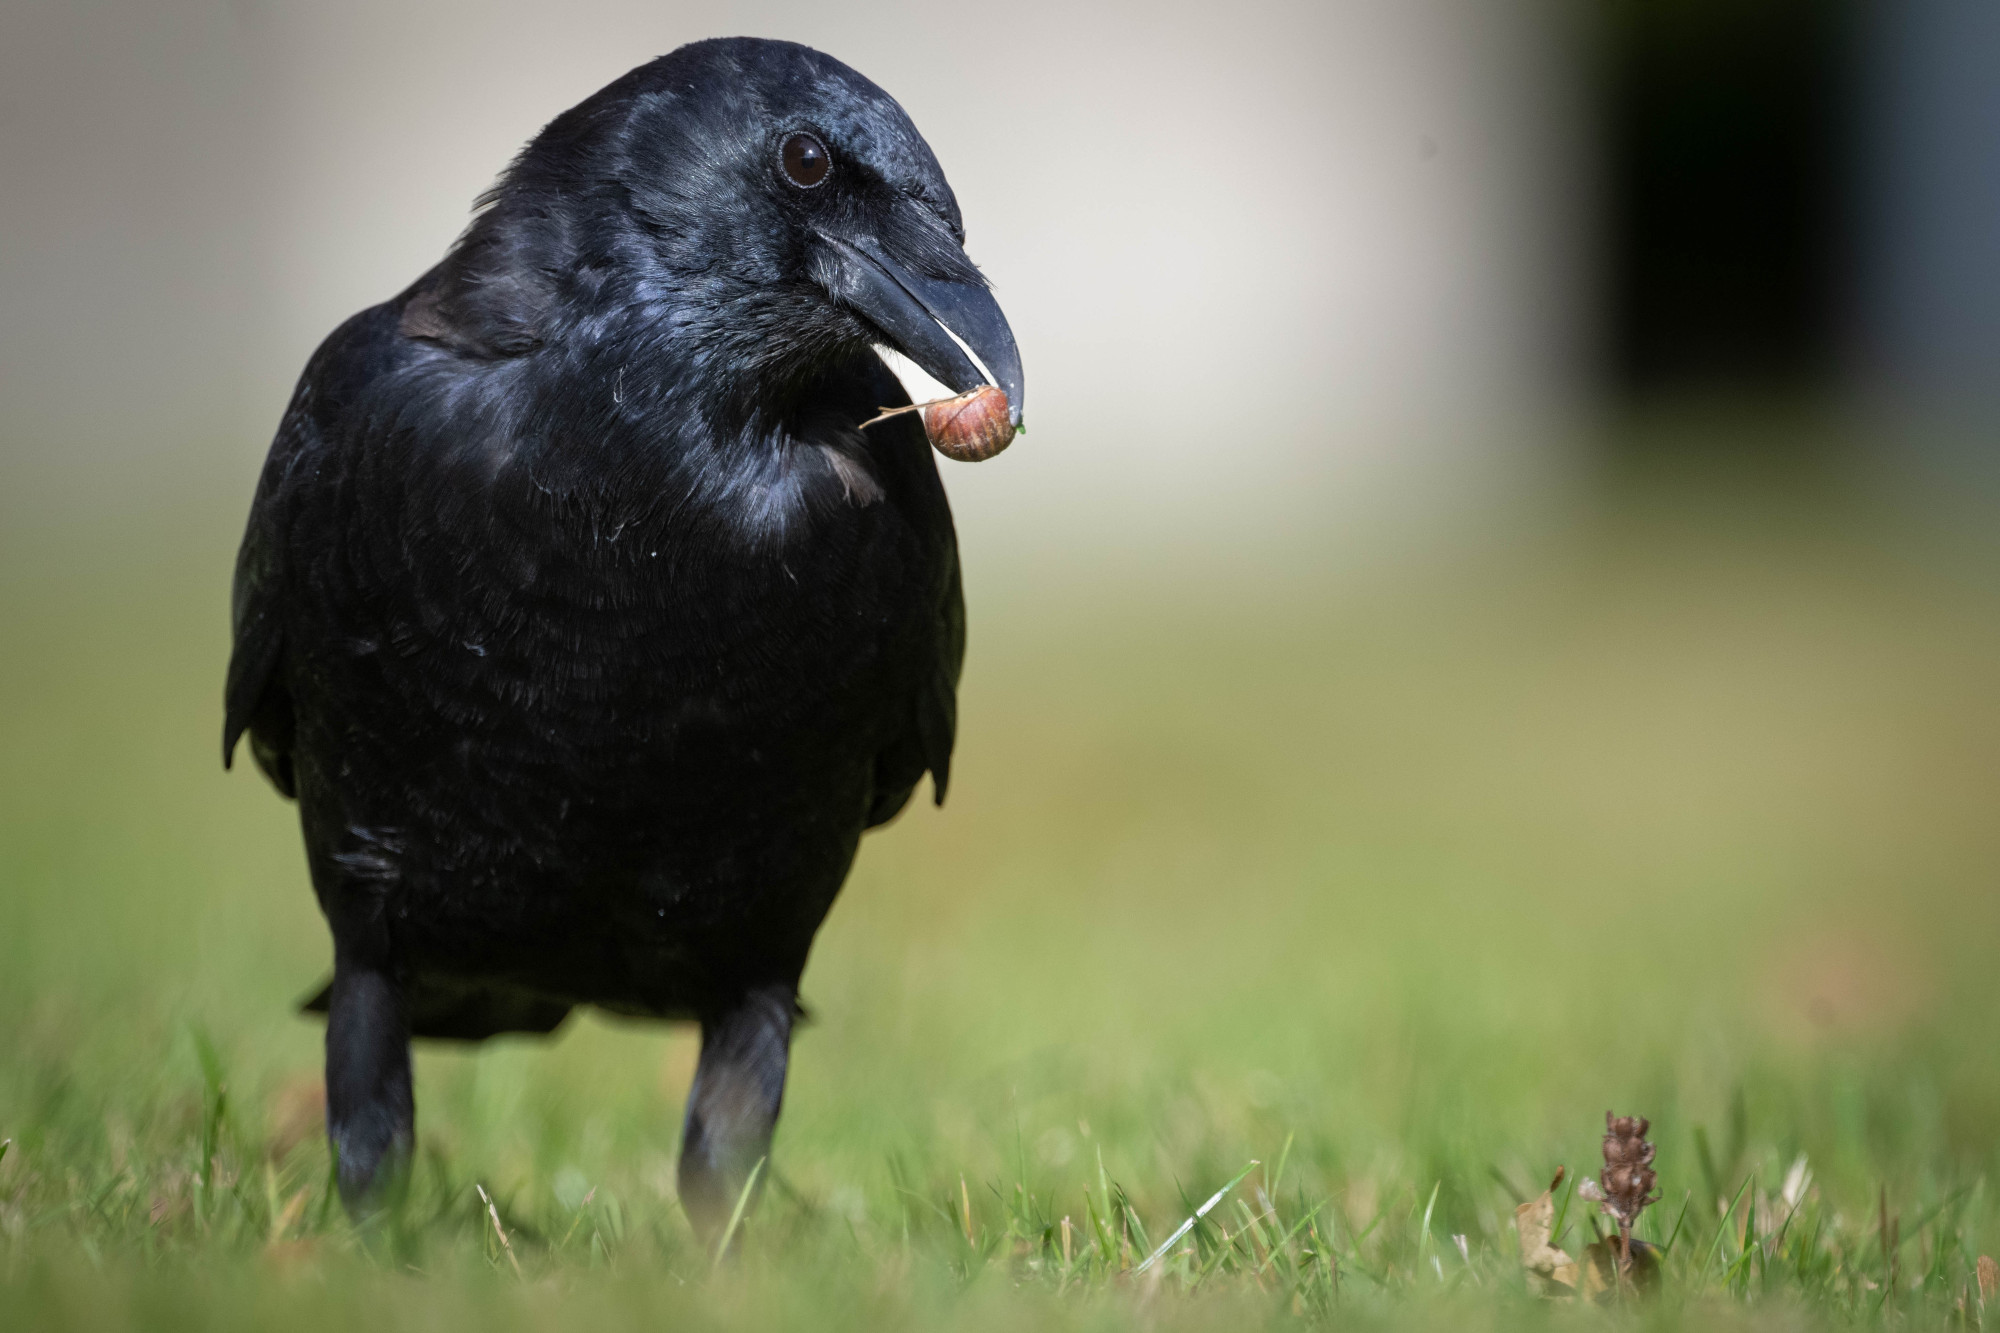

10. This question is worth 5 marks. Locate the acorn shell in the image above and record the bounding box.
[922,386,1016,462]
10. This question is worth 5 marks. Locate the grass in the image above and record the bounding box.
[5,446,2000,1328]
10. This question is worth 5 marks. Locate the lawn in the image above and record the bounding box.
[4,445,1999,1329]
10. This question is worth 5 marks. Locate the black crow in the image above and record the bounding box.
[223,37,1023,1233]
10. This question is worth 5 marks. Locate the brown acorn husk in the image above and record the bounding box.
[861,385,1017,463]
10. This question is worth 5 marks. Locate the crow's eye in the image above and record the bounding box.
[779,132,831,189]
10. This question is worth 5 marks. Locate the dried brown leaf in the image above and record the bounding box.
[1515,1179,1578,1296]
[1582,1238,1661,1301]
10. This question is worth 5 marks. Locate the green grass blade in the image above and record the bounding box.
[1135,1160,1259,1274]
[711,1157,765,1270]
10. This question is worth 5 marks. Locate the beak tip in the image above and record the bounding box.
[1001,381,1024,430]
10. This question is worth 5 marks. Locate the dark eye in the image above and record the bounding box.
[779,131,830,189]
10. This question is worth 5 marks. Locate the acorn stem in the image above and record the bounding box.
[859,394,972,429]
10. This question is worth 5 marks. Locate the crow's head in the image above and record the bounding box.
[407,38,1023,435]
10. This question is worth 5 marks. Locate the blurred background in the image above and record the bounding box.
[3,0,1998,545]
[3,0,2000,1314]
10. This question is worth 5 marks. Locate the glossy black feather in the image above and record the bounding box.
[225,39,983,1042]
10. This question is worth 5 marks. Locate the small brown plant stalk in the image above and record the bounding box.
[1578,1112,1662,1286]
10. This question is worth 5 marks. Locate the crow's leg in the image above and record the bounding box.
[678,983,796,1241]
[324,957,413,1209]
[302,808,413,1212]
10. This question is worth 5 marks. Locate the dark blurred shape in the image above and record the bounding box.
[1599,0,1852,397]
[1856,0,2000,428]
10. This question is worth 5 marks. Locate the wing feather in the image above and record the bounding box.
[224,295,411,796]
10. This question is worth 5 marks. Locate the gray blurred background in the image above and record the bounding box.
[0,0,1995,558]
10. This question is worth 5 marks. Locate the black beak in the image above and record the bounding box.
[814,232,1025,428]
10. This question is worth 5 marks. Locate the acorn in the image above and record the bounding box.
[920,385,1016,462]
[861,385,1017,462]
